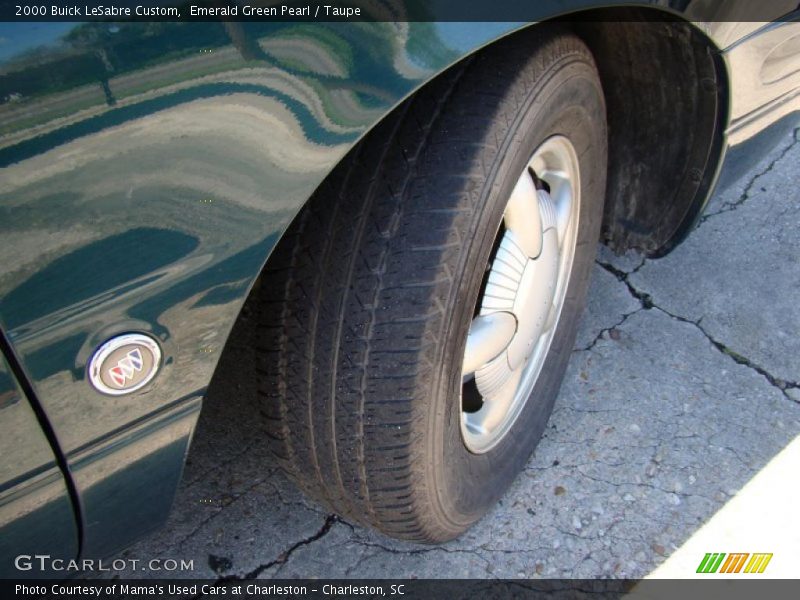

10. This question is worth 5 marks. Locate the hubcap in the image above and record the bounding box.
[460,136,581,454]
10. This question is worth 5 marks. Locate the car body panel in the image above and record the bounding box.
[715,15,800,190]
[0,346,78,578]
[0,2,798,562]
[0,19,520,561]
[725,18,800,144]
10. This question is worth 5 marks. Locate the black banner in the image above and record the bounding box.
[1,0,800,22]
[4,579,800,600]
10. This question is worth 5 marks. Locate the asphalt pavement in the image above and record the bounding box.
[105,126,800,580]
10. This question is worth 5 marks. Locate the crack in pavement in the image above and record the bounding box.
[698,127,800,225]
[313,516,495,576]
[575,467,720,504]
[654,306,800,402]
[341,538,492,576]
[192,514,339,595]
[239,514,338,579]
[595,261,654,309]
[577,306,643,352]
[574,255,651,352]
[595,261,800,403]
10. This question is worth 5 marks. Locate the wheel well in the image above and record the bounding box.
[567,7,728,256]
[262,9,728,271]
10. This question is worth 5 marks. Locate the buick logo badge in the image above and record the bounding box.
[88,333,161,395]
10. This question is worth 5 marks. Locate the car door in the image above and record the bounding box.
[0,343,78,578]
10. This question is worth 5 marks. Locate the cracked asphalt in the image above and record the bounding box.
[105,127,800,580]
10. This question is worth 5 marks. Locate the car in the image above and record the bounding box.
[1,2,799,578]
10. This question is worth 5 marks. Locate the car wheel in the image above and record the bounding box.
[257,28,607,542]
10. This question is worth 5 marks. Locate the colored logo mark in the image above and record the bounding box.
[88,333,162,396]
[108,348,144,387]
[696,552,773,574]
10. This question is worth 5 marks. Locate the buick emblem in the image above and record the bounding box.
[88,333,161,395]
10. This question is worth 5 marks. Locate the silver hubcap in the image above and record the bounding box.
[460,136,581,454]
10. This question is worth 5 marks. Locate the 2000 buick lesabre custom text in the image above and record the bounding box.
[1,0,799,577]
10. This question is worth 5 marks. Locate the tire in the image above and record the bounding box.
[257,28,607,542]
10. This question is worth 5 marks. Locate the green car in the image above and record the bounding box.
[2,1,800,577]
